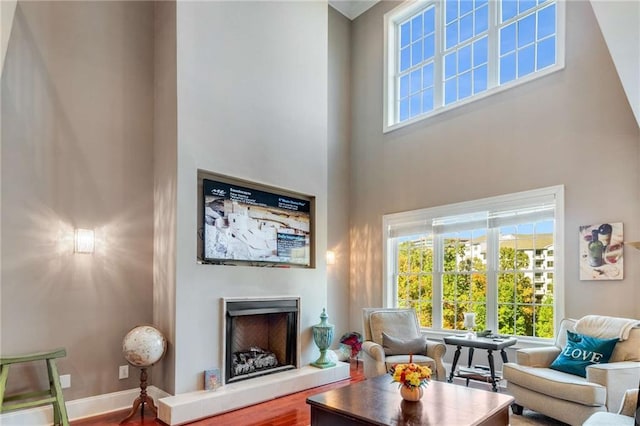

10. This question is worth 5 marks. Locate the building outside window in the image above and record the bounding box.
[383,186,564,341]
[384,0,565,132]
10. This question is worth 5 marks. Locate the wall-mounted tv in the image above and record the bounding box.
[202,178,311,267]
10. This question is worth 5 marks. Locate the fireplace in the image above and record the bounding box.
[223,297,299,384]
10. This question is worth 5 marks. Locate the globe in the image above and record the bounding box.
[122,325,167,367]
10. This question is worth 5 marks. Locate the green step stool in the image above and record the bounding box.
[0,348,69,426]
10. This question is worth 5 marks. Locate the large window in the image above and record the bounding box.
[383,186,564,341]
[384,0,565,132]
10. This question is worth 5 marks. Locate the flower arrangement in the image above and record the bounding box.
[339,332,363,358]
[389,355,431,389]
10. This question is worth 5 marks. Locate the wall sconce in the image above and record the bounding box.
[326,250,336,265]
[75,229,95,254]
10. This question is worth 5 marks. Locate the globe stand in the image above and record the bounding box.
[119,367,157,424]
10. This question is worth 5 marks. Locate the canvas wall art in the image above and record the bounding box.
[579,222,623,280]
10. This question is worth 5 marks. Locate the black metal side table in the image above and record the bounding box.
[444,335,517,392]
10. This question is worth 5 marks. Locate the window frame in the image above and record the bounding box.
[382,185,565,343]
[383,0,566,133]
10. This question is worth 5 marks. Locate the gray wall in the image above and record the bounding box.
[328,6,352,346]
[348,1,640,331]
[1,1,154,400]
[153,0,177,394]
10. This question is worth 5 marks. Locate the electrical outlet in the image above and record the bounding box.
[60,374,71,389]
[119,365,129,380]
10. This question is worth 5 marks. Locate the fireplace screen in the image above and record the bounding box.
[224,298,298,384]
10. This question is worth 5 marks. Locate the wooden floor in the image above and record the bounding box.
[72,362,365,426]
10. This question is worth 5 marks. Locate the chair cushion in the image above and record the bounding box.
[369,310,421,346]
[382,332,426,355]
[583,412,634,426]
[550,330,618,377]
[503,363,606,406]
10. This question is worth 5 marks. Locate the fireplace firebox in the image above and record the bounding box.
[224,298,299,384]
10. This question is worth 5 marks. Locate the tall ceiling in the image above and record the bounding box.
[328,0,379,20]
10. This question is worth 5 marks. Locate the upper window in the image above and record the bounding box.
[382,186,564,341]
[384,0,565,132]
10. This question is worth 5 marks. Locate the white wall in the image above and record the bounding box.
[171,1,329,394]
[590,0,640,128]
[348,0,640,332]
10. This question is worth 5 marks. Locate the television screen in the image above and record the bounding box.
[202,178,311,266]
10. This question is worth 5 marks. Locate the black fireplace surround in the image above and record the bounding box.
[225,298,298,384]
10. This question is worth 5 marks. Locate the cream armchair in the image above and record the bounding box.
[503,316,640,426]
[361,308,447,381]
[583,381,639,426]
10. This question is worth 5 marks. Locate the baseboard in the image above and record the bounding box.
[0,386,170,425]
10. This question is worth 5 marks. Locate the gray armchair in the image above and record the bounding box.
[360,308,447,381]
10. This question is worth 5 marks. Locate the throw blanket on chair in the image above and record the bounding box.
[576,315,640,341]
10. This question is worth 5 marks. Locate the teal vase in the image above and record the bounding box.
[310,308,336,368]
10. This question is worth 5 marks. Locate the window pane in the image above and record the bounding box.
[519,0,536,14]
[460,0,473,15]
[518,13,536,47]
[445,79,457,104]
[424,34,435,60]
[411,15,423,42]
[459,71,472,99]
[412,40,424,66]
[446,0,458,24]
[518,44,535,77]
[410,94,421,117]
[460,14,474,42]
[459,45,472,72]
[445,52,457,78]
[400,47,411,71]
[500,23,516,55]
[476,0,488,7]
[501,0,517,22]
[475,5,489,35]
[422,63,434,88]
[500,53,516,84]
[537,4,555,39]
[400,74,410,98]
[417,301,433,327]
[422,88,434,111]
[424,7,435,33]
[410,69,422,93]
[537,36,555,69]
[473,65,487,92]
[399,99,409,121]
[473,37,488,66]
[446,22,458,49]
[400,22,411,48]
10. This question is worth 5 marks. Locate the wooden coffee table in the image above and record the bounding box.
[306,374,513,425]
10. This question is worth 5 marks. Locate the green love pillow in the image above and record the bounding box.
[550,330,618,377]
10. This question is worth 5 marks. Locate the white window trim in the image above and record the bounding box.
[382,185,565,340]
[383,0,566,134]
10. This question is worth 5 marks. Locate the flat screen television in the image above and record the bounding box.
[202,178,311,266]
